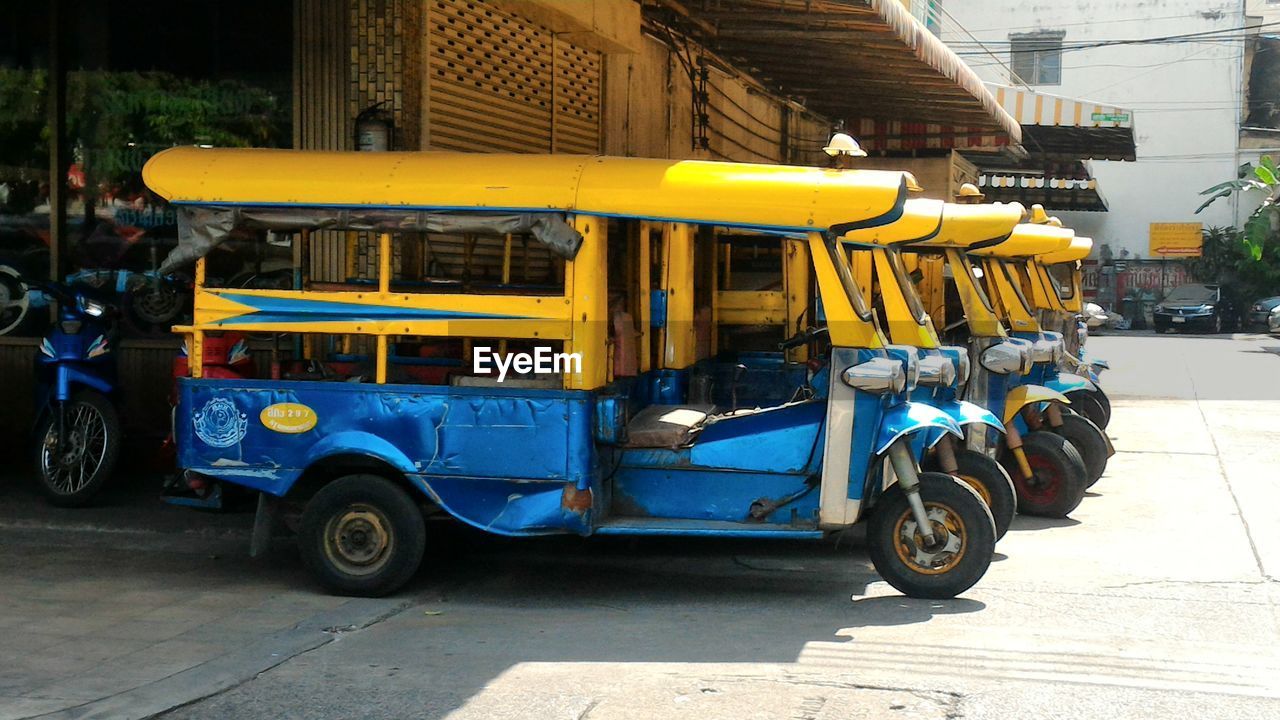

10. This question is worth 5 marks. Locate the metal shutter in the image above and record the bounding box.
[426,0,600,154]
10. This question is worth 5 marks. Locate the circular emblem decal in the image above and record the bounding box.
[260,403,318,434]
[193,397,249,448]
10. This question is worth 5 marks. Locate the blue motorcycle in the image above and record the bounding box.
[25,279,122,506]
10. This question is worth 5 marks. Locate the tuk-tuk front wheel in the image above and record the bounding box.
[867,472,995,600]
[923,449,1017,541]
[1053,412,1108,487]
[1001,432,1087,518]
[1065,389,1110,429]
[299,475,426,597]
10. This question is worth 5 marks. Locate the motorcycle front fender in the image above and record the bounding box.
[54,364,114,402]
[875,400,963,456]
[1002,384,1070,425]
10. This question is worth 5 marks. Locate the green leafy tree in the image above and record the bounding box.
[1196,159,1280,314]
[1197,156,1280,261]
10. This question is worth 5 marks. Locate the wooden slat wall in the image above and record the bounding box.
[601,31,831,165]
[294,0,349,151]
[426,0,600,154]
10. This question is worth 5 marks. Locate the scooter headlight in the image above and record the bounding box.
[917,355,957,388]
[78,296,106,318]
[979,341,1024,375]
[841,357,905,394]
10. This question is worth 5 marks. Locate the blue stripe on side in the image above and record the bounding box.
[213,293,523,324]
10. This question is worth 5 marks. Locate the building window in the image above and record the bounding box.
[1010,31,1065,86]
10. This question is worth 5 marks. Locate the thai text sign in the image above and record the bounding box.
[1149,223,1202,257]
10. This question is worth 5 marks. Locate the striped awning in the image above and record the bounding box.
[987,83,1135,161]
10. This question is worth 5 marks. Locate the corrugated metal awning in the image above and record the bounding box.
[664,0,1022,151]
[987,83,1136,161]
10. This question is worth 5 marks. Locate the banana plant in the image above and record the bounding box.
[1197,156,1280,261]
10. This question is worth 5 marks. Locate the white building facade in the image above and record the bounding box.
[940,0,1248,260]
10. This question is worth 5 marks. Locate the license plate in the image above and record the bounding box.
[1172,316,1186,323]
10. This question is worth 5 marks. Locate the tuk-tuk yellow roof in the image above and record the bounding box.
[143,147,908,234]
[905,202,1027,249]
[969,222,1074,257]
[841,198,944,246]
[1040,236,1092,264]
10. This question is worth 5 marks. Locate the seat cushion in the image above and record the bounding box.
[624,404,714,448]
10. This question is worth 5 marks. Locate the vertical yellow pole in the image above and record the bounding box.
[565,215,608,390]
[637,223,652,373]
[782,237,810,362]
[661,222,696,369]
[377,233,391,383]
[190,258,206,379]
[499,233,512,357]
[378,232,391,294]
[709,233,720,355]
[345,231,358,280]
[376,335,388,384]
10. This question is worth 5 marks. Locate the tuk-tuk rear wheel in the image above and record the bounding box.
[924,449,1016,541]
[867,472,995,600]
[300,474,426,597]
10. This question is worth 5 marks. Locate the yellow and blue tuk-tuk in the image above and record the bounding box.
[842,199,1027,539]
[976,222,1114,489]
[144,148,996,599]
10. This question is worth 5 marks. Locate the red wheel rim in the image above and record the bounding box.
[1017,452,1062,506]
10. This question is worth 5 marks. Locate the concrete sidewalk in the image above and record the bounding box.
[0,485,412,720]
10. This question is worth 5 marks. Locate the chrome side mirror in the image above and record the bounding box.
[980,341,1026,375]
[916,355,957,388]
[841,357,906,394]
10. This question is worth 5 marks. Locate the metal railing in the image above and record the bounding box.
[906,0,944,35]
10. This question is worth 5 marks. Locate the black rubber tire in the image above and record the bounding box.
[33,390,122,507]
[1066,388,1110,429]
[1053,411,1108,488]
[922,448,1017,541]
[867,472,996,600]
[1000,431,1088,518]
[299,474,426,597]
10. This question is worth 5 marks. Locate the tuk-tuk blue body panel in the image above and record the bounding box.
[611,401,824,525]
[177,377,596,497]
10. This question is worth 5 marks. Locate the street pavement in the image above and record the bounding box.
[2,332,1280,719]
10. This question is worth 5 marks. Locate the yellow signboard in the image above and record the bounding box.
[1149,223,1203,257]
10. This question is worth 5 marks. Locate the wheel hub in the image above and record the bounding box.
[895,505,966,575]
[326,505,392,573]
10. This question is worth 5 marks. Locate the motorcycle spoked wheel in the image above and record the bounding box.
[34,390,122,507]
